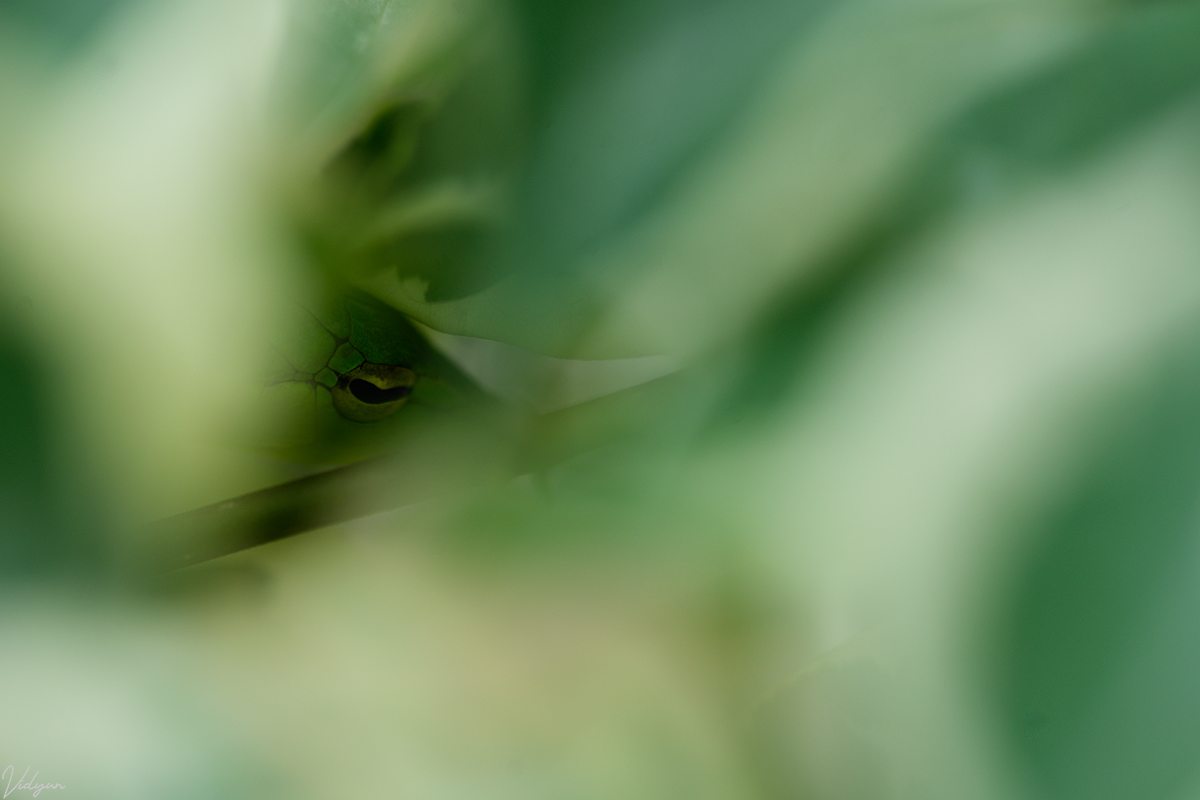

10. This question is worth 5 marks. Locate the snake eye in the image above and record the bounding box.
[331,363,416,422]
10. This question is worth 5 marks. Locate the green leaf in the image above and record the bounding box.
[999,338,1200,800]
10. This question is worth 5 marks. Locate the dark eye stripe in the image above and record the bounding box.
[348,379,411,405]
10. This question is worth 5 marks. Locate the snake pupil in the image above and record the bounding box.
[348,379,411,404]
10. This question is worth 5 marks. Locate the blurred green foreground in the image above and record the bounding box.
[2,0,1200,797]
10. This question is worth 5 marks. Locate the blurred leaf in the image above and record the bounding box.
[378,0,1107,358]
[999,338,1200,800]
[713,0,1200,432]
[507,0,835,271]
[0,313,107,582]
[0,0,125,57]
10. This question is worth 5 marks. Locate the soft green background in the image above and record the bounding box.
[2,0,1200,798]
